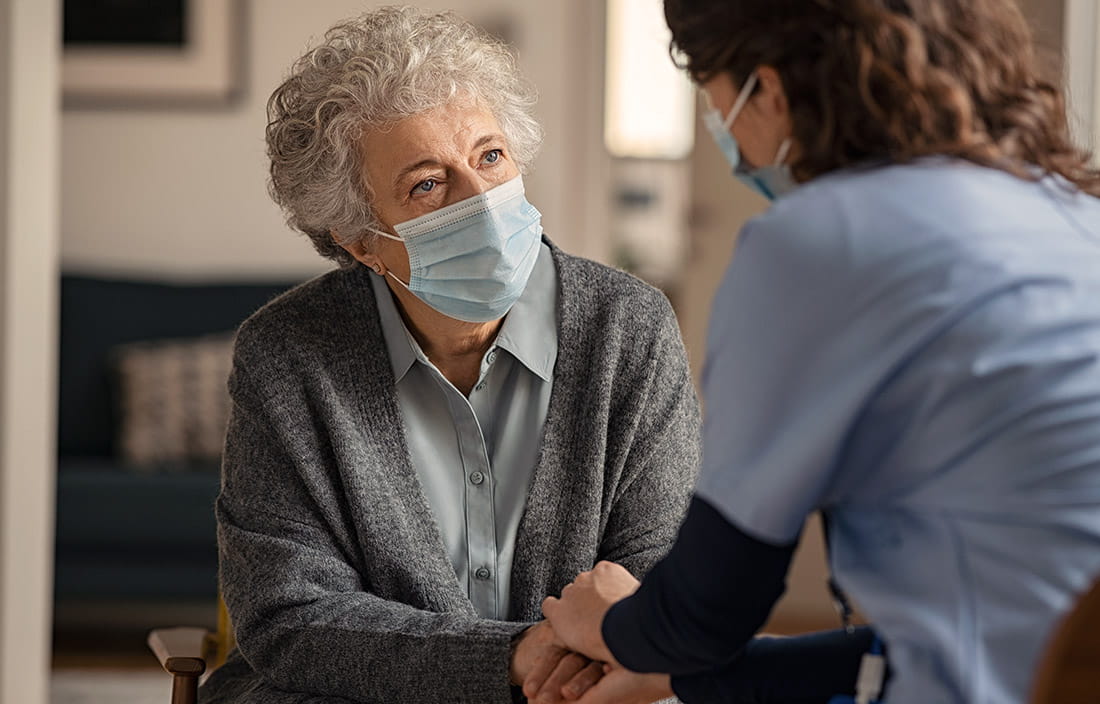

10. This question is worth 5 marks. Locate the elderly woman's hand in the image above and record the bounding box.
[541,561,641,664]
[512,620,604,703]
[521,639,605,704]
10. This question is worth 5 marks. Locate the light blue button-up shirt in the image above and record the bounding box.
[370,242,557,620]
[697,161,1100,703]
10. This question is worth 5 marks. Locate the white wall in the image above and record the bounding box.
[61,0,609,281]
[1019,0,1065,80]
[0,0,60,701]
[1064,0,1100,156]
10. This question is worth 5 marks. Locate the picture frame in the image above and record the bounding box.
[62,0,243,108]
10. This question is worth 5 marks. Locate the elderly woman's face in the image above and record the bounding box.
[356,98,520,282]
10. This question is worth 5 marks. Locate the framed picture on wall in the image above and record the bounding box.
[62,0,243,107]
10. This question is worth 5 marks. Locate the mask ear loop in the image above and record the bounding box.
[369,227,402,243]
[386,270,412,289]
[774,137,793,166]
[722,70,759,129]
[366,227,412,288]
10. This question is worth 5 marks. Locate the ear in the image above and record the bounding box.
[333,232,384,274]
[755,66,790,121]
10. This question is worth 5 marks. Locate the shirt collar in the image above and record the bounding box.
[370,271,418,383]
[493,242,557,381]
[369,242,558,383]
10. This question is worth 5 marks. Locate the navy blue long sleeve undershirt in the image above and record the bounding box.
[670,627,876,703]
[601,496,876,702]
[602,495,796,675]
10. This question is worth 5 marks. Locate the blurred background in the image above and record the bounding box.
[0,0,1096,702]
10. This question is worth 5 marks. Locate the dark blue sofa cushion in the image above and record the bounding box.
[54,554,220,600]
[54,459,222,600]
[55,458,220,549]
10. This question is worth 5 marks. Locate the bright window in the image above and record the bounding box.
[604,0,695,159]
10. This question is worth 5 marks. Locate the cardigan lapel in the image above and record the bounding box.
[334,265,473,614]
[507,240,583,621]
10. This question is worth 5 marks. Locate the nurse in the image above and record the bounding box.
[539,0,1100,702]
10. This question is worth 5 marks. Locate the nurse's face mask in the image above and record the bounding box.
[702,70,797,200]
[370,174,543,323]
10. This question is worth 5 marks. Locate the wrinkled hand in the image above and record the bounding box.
[573,665,673,704]
[513,621,605,703]
[510,621,567,686]
[542,561,641,664]
[522,646,605,703]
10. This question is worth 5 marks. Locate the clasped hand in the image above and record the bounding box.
[510,562,673,704]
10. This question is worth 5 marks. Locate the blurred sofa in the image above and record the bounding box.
[55,274,294,604]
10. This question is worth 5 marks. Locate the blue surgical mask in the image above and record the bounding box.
[702,71,797,200]
[371,175,542,323]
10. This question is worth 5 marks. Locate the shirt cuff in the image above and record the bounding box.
[601,593,652,672]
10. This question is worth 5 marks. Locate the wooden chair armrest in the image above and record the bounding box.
[147,627,210,676]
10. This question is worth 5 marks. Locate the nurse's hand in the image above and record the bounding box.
[542,561,641,664]
[573,665,673,704]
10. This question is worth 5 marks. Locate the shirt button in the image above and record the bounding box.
[487,349,498,364]
[475,567,491,580]
[469,471,485,485]
[475,382,485,391]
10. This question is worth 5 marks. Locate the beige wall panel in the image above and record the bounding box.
[61,0,608,280]
[0,0,59,702]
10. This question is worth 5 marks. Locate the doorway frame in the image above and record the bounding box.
[0,1,61,703]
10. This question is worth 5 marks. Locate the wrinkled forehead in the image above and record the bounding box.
[357,95,505,183]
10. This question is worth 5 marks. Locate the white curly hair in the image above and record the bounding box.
[266,6,543,265]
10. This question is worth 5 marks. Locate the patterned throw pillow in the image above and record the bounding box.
[113,333,235,468]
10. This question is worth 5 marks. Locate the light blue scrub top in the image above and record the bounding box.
[370,243,557,620]
[697,160,1100,703]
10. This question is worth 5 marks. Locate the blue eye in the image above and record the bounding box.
[482,149,502,165]
[413,179,436,194]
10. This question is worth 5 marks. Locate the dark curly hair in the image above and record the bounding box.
[665,0,1100,196]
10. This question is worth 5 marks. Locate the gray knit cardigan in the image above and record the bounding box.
[199,243,701,704]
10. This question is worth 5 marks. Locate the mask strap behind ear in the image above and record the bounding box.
[775,137,793,166]
[723,70,760,129]
[387,270,411,289]
[370,228,402,242]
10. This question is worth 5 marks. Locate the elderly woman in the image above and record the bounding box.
[198,7,698,704]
